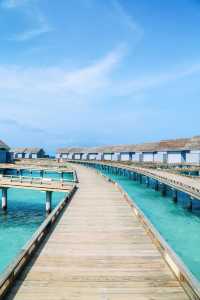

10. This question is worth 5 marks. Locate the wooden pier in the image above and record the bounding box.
[4,164,189,300]
[0,176,74,192]
[79,160,200,201]
[0,176,75,213]
[0,163,74,174]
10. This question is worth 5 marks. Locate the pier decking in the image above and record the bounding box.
[78,160,200,201]
[0,176,74,192]
[5,164,188,300]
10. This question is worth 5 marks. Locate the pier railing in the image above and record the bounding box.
[0,175,75,192]
[94,167,200,300]
[72,160,200,201]
[1,174,75,183]
[0,185,77,300]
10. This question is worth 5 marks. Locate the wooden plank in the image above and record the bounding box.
[5,165,189,300]
[0,178,74,192]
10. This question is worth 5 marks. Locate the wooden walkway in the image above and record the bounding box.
[0,176,74,192]
[86,161,200,201]
[6,164,188,300]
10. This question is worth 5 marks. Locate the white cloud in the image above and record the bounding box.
[115,63,200,96]
[0,46,124,97]
[111,0,143,36]
[11,14,52,41]
[0,46,200,149]
[0,47,200,102]
[2,0,52,41]
[1,0,28,9]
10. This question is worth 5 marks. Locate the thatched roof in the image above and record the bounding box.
[57,147,87,154]
[184,136,200,150]
[11,147,44,154]
[57,136,200,154]
[157,139,189,151]
[0,140,10,150]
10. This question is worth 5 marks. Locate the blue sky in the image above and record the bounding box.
[0,0,200,153]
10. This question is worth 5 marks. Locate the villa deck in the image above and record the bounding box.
[5,164,188,300]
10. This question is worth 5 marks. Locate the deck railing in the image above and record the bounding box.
[75,160,200,201]
[0,185,77,299]
[0,175,75,191]
[95,167,200,300]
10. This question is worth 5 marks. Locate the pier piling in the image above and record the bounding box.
[46,191,52,214]
[2,188,8,211]
[161,184,167,196]
[172,189,178,202]
[155,180,159,191]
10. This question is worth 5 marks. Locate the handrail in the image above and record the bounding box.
[0,176,75,190]
[0,185,77,299]
[0,174,75,183]
[77,160,200,201]
[94,167,200,299]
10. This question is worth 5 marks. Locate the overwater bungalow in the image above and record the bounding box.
[11,147,45,159]
[0,140,10,163]
[157,139,189,164]
[87,148,100,160]
[57,147,86,160]
[132,142,159,163]
[132,151,142,162]
[184,136,200,164]
[72,148,85,160]
[115,145,134,161]
[57,135,200,165]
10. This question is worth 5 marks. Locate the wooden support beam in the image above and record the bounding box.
[2,187,8,211]
[46,191,52,214]
[161,183,167,196]
[155,180,159,191]
[172,189,178,202]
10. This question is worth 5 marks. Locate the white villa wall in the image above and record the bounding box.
[142,152,154,162]
[88,153,98,160]
[154,152,167,163]
[167,152,183,164]
[74,154,82,160]
[186,151,200,164]
[120,153,131,161]
[61,154,68,159]
[96,153,103,160]
[103,153,113,161]
[68,153,73,160]
[112,152,120,161]
[132,152,141,162]
[82,153,88,160]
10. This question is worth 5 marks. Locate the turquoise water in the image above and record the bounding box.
[4,169,74,181]
[180,170,199,177]
[92,165,200,281]
[0,172,66,274]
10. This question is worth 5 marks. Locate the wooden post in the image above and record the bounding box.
[2,188,8,211]
[187,196,193,211]
[172,189,178,202]
[146,177,150,187]
[46,191,52,214]
[155,181,159,191]
[161,184,166,196]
